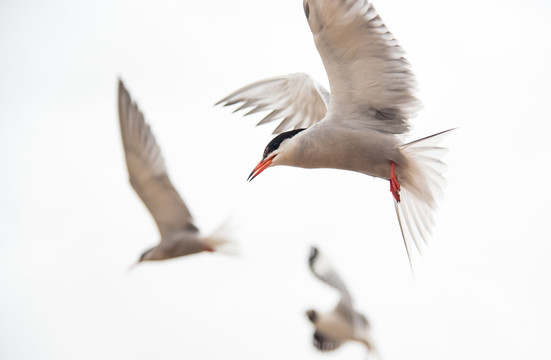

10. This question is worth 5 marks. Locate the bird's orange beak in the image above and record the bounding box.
[247,155,275,181]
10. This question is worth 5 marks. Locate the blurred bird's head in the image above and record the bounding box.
[247,128,306,181]
[306,309,318,324]
[127,247,157,271]
[139,248,154,262]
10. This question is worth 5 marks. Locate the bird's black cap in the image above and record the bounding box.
[139,248,154,262]
[262,128,306,159]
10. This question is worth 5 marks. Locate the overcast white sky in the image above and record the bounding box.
[1,0,551,359]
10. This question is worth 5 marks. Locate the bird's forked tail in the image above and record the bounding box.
[202,217,240,255]
[394,128,455,270]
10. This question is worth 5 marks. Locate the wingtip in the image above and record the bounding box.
[308,246,319,267]
[214,93,238,108]
[118,78,128,98]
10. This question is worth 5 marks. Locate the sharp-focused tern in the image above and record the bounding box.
[217,0,454,268]
[306,246,375,353]
[118,80,235,264]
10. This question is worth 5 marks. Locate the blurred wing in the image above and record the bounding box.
[216,73,329,134]
[313,331,342,352]
[309,246,353,303]
[305,0,421,134]
[310,246,363,337]
[118,80,198,239]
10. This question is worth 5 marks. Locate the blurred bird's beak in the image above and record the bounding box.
[127,261,140,272]
[247,155,275,181]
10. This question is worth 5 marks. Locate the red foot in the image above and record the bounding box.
[390,161,401,202]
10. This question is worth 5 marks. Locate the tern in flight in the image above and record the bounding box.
[306,246,376,354]
[118,80,236,265]
[217,0,454,268]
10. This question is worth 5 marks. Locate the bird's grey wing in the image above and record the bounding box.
[310,246,363,335]
[313,330,343,352]
[309,246,352,300]
[216,73,329,134]
[118,80,198,239]
[304,0,421,134]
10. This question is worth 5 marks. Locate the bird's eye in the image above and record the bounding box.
[303,0,310,19]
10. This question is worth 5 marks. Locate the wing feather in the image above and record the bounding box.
[305,0,421,134]
[308,246,351,300]
[118,80,197,238]
[309,246,368,339]
[216,73,329,134]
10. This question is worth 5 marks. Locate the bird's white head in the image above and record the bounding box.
[247,128,306,181]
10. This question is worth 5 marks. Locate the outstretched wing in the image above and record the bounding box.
[308,246,352,300]
[118,80,198,239]
[216,73,329,134]
[309,246,369,336]
[304,0,421,134]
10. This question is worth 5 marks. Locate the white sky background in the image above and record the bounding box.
[1,0,550,359]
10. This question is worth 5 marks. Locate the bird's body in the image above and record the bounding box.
[272,121,405,180]
[310,309,372,349]
[138,229,209,261]
[306,247,375,353]
[118,80,235,263]
[218,0,454,266]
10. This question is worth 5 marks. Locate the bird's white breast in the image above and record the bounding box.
[276,121,404,180]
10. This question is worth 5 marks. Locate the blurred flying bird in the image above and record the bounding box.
[118,80,236,265]
[217,0,454,269]
[306,246,375,354]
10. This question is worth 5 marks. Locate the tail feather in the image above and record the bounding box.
[394,200,414,275]
[403,191,429,247]
[396,128,455,268]
[202,217,240,255]
[361,329,380,360]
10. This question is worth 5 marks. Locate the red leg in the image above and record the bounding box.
[390,161,401,202]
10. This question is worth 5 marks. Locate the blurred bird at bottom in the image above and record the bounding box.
[118,80,237,266]
[306,246,376,356]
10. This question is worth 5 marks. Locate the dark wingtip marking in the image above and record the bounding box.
[308,246,319,268]
[303,1,310,19]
